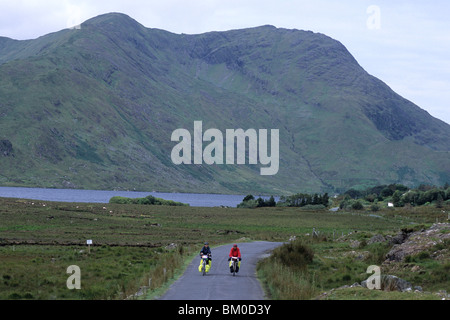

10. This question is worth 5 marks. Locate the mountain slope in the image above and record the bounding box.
[0,13,449,194]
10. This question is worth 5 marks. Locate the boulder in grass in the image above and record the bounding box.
[361,275,412,292]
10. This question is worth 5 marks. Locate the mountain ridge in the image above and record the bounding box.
[0,13,448,194]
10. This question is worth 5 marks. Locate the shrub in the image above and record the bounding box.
[266,196,277,207]
[393,190,404,207]
[238,195,276,208]
[351,201,364,210]
[359,239,368,248]
[436,194,444,208]
[417,251,430,260]
[271,240,314,272]
[109,195,188,206]
[109,196,132,204]
[381,187,394,198]
[345,189,363,199]
[342,274,352,282]
[8,293,21,299]
[365,243,390,264]
[257,260,317,300]
[365,194,377,203]
[237,199,258,208]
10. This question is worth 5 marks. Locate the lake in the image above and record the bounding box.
[0,187,260,207]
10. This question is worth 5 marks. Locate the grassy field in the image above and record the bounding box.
[0,197,448,299]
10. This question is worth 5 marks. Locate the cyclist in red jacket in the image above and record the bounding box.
[228,244,242,273]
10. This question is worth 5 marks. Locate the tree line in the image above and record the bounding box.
[342,183,450,209]
[237,182,450,210]
[237,193,330,208]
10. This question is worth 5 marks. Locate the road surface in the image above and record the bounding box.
[159,241,283,300]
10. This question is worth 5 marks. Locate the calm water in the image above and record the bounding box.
[0,187,252,207]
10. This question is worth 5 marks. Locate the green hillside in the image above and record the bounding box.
[0,13,449,194]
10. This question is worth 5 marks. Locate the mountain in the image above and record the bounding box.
[0,13,449,194]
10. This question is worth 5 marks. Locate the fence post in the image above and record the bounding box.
[313,228,319,238]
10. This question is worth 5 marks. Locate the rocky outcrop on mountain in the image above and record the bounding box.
[0,139,13,157]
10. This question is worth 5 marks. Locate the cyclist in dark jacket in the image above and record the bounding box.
[199,242,212,267]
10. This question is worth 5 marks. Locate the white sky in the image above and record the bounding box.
[0,0,449,124]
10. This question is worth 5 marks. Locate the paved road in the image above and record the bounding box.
[159,241,283,300]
